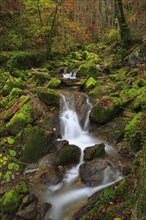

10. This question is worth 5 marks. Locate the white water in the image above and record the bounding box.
[63,67,77,79]
[44,93,122,220]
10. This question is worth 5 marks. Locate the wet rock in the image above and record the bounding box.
[90,96,122,124]
[77,62,100,79]
[79,159,117,186]
[16,199,38,219]
[118,162,131,176]
[54,144,81,166]
[84,143,105,161]
[39,168,63,185]
[36,203,51,220]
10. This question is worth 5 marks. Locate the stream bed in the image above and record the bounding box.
[39,91,123,220]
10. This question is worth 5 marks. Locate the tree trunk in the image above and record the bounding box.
[115,0,131,47]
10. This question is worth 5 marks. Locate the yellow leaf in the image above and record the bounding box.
[3,156,8,161]
[114,218,122,220]
[3,161,7,165]
[0,154,2,157]
[0,172,2,177]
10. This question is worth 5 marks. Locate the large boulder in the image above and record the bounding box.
[21,126,55,163]
[84,143,105,161]
[6,103,35,135]
[90,96,122,124]
[79,159,118,186]
[54,144,81,166]
[33,87,59,107]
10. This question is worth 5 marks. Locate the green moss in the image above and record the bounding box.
[9,87,26,97]
[132,88,146,110]
[46,78,61,88]
[2,77,25,96]
[6,103,34,135]
[72,51,83,60]
[33,87,59,107]
[0,190,20,213]
[107,29,120,43]
[82,51,101,63]
[85,77,96,90]
[22,126,48,163]
[124,112,142,150]
[77,62,100,79]
[15,181,29,194]
[0,70,11,89]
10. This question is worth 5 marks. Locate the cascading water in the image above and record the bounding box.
[43,92,122,220]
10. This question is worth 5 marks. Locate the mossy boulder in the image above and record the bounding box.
[85,77,96,90]
[54,144,81,166]
[2,77,25,96]
[84,143,105,161]
[72,51,83,60]
[0,190,20,213]
[90,96,122,124]
[30,68,50,85]
[77,62,100,79]
[132,87,146,110]
[6,103,35,135]
[46,78,61,89]
[33,87,59,107]
[22,126,48,163]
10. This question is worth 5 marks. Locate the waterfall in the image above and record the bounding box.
[43,92,122,220]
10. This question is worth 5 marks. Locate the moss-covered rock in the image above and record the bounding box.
[72,51,83,60]
[46,78,61,89]
[82,51,101,63]
[33,87,59,107]
[77,62,100,79]
[85,77,96,90]
[54,144,81,166]
[30,68,50,85]
[124,112,143,150]
[90,96,122,124]
[22,126,48,163]
[84,143,105,161]
[0,190,20,213]
[9,87,26,97]
[6,103,34,135]
[132,87,146,111]
[2,77,25,96]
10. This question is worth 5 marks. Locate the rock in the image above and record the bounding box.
[33,87,59,107]
[54,144,81,166]
[124,44,146,66]
[84,143,105,161]
[30,68,50,85]
[85,77,96,90]
[0,190,20,214]
[82,51,101,63]
[117,141,135,158]
[77,62,100,79]
[21,126,54,163]
[79,159,117,186]
[38,168,63,185]
[16,199,37,220]
[118,162,131,176]
[6,103,35,135]
[36,203,51,220]
[90,96,122,124]
[21,194,37,208]
[46,78,61,88]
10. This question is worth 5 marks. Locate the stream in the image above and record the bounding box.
[41,91,123,220]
